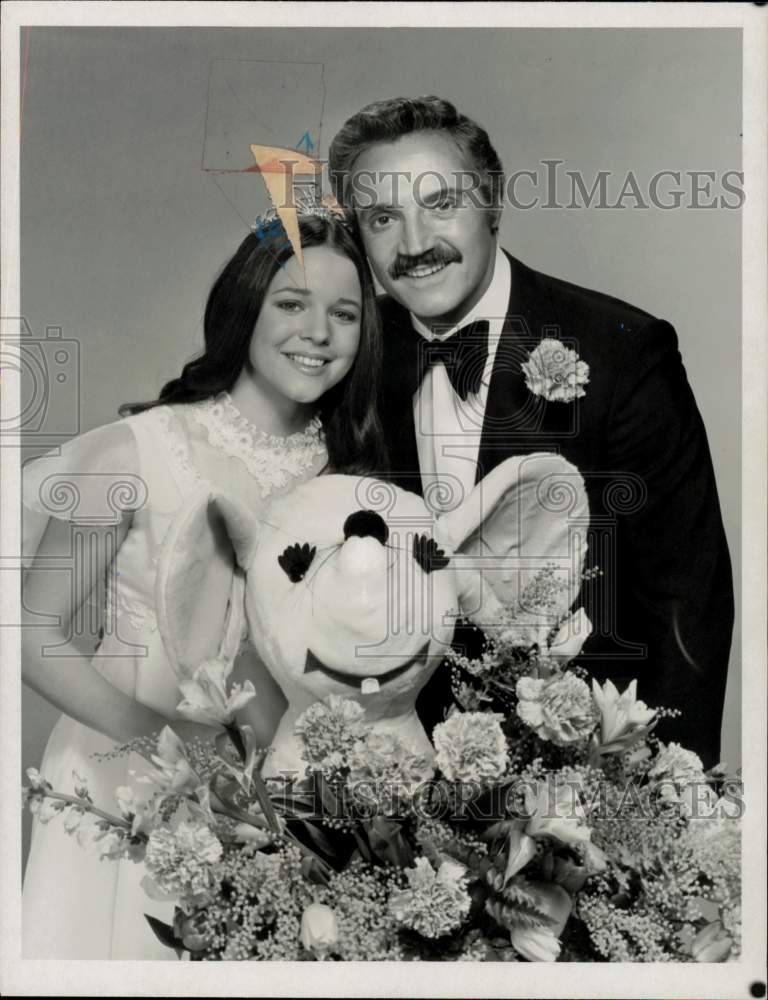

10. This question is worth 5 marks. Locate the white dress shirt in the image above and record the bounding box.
[411,246,511,512]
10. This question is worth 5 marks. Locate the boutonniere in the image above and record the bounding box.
[521,338,590,403]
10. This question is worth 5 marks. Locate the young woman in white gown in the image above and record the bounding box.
[21,208,388,959]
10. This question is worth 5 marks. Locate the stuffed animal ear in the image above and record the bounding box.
[436,453,588,630]
[155,484,259,678]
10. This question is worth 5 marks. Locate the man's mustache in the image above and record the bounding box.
[389,246,463,280]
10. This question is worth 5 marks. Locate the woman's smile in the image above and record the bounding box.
[284,350,333,374]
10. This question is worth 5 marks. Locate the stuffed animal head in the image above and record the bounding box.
[156,454,587,722]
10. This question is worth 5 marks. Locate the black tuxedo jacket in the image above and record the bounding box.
[377,250,733,767]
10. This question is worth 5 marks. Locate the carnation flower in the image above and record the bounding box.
[347,731,435,814]
[388,858,471,938]
[516,672,596,745]
[144,821,222,898]
[647,743,717,816]
[176,657,256,727]
[648,742,704,782]
[294,695,367,776]
[685,790,743,843]
[522,338,590,402]
[433,711,509,786]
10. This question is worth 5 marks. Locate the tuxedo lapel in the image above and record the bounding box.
[475,252,565,482]
[379,300,424,496]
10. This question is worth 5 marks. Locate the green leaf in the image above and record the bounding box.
[484,875,553,934]
[299,855,331,887]
[248,769,282,834]
[269,791,316,816]
[504,875,548,910]
[223,723,247,762]
[352,828,374,863]
[364,817,415,867]
[211,773,244,810]
[295,818,346,864]
[144,914,186,958]
[485,896,548,933]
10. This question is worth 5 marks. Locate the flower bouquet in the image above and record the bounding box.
[24,596,741,962]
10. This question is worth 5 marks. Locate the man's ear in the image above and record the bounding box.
[155,485,259,678]
[437,453,589,626]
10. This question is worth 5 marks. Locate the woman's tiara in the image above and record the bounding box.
[249,190,352,236]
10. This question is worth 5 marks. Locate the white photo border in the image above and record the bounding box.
[1,3,765,997]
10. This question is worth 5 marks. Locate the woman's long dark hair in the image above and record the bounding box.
[120,215,388,476]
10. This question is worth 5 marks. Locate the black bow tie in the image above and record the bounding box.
[412,319,490,401]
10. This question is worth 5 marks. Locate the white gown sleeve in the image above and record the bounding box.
[21,420,144,568]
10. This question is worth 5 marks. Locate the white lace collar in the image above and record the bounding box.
[200,391,323,447]
[188,392,326,497]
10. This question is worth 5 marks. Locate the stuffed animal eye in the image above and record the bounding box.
[278,542,316,583]
[412,534,450,574]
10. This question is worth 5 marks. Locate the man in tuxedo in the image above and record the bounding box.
[328,95,733,767]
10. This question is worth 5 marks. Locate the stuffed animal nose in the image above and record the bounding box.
[338,535,389,576]
[343,509,389,545]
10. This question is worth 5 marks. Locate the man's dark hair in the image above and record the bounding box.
[328,95,504,232]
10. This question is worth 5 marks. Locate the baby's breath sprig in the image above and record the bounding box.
[91,732,161,763]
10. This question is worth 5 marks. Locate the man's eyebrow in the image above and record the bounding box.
[357,201,400,215]
[420,184,462,200]
[357,184,465,215]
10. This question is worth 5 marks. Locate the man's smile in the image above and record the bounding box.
[399,260,452,281]
[390,246,462,282]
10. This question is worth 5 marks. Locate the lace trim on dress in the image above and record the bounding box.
[189,392,326,498]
